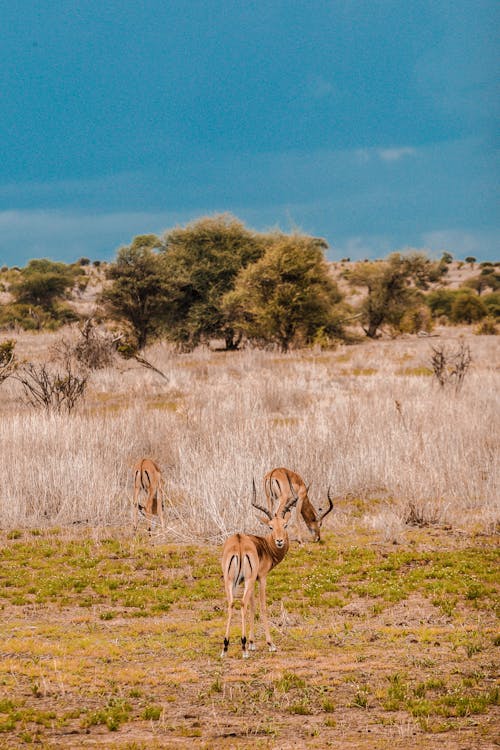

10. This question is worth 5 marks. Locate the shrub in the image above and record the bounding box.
[450,292,487,323]
[426,289,459,319]
[475,317,498,335]
[0,304,61,331]
[483,292,500,318]
[430,342,472,391]
[398,305,433,334]
[0,339,17,384]
[15,361,89,413]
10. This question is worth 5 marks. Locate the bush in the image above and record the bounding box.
[12,259,77,309]
[398,305,433,334]
[450,292,487,323]
[430,342,472,391]
[0,339,17,384]
[0,304,60,331]
[59,318,120,370]
[483,292,500,318]
[15,361,89,413]
[475,317,498,335]
[426,289,459,319]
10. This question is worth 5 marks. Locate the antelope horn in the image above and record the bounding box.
[282,474,299,515]
[317,487,334,522]
[252,478,272,519]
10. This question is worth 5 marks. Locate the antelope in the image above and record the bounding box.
[133,458,165,533]
[264,468,334,543]
[221,479,298,658]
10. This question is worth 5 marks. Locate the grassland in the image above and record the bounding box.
[0,326,498,747]
[0,524,498,749]
[0,327,498,536]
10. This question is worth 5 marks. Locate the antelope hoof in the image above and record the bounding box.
[220,650,226,659]
[242,651,250,659]
[268,643,277,652]
[248,642,256,651]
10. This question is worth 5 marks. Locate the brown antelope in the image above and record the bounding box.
[133,458,165,533]
[264,467,334,543]
[221,479,298,658]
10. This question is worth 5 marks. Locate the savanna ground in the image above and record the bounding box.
[0,325,499,748]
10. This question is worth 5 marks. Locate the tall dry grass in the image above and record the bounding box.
[0,329,498,539]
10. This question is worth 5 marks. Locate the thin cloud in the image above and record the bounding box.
[377,147,417,162]
[421,229,498,260]
[309,76,336,99]
[0,209,186,264]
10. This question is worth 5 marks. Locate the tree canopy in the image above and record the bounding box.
[348,252,444,338]
[222,234,344,351]
[159,214,265,349]
[13,259,81,310]
[100,235,168,350]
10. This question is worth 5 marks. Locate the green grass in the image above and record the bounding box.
[0,526,498,748]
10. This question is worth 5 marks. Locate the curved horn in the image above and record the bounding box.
[317,487,334,522]
[252,478,272,519]
[282,474,299,515]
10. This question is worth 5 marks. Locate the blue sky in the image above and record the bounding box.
[1,1,498,265]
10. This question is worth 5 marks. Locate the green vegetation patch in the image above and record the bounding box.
[0,528,498,748]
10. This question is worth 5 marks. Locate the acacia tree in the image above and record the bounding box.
[159,214,265,349]
[349,252,441,338]
[100,235,168,350]
[222,234,344,351]
[13,259,80,310]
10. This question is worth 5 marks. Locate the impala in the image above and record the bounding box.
[133,458,165,533]
[264,467,334,542]
[221,479,298,658]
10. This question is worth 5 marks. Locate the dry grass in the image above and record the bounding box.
[0,326,498,538]
[0,325,498,749]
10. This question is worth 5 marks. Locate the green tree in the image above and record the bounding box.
[465,270,500,295]
[222,234,344,351]
[426,289,460,320]
[100,235,168,350]
[483,292,500,318]
[450,291,487,323]
[159,214,264,349]
[13,259,79,310]
[348,252,437,338]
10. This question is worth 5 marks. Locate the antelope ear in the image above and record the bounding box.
[258,514,271,525]
[282,511,291,526]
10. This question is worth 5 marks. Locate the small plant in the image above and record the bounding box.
[0,339,17,385]
[73,318,120,369]
[275,671,307,692]
[475,316,498,335]
[83,698,131,732]
[352,688,370,708]
[288,701,312,715]
[321,698,335,713]
[141,704,162,720]
[15,361,89,413]
[430,342,472,392]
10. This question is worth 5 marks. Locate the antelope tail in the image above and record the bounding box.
[227,551,253,594]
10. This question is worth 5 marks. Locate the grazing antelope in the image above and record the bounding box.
[221,479,298,658]
[133,458,165,533]
[264,467,334,543]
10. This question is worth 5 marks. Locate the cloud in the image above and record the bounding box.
[377,147,416,162]
[0,209,187,265]
[353,146,417,164]
[309,76,336,99]
[421,229,499,260]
